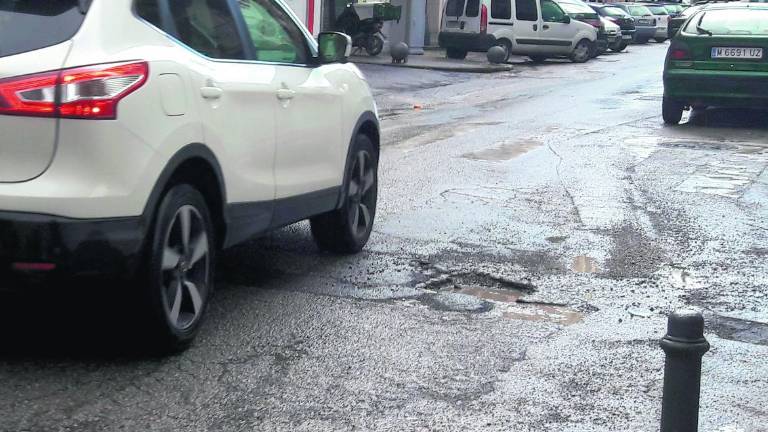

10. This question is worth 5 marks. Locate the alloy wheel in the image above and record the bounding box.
[347,150,376,238]
[160,205,210,330]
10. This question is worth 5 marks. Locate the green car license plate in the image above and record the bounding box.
[711,47,763,59]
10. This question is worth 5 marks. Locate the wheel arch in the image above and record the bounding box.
[336,111,380,208]
[142,144,228,249]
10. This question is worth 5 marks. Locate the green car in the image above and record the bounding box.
[662,2,768,124]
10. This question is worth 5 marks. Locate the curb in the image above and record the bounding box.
[351,58,514,73]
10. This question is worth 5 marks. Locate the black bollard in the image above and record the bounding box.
[659,310,710,432]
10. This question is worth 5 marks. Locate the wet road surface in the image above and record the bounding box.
[1,43,767,431]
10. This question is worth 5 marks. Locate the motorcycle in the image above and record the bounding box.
[334,3,386,56]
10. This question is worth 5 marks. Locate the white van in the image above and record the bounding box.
[439,0,598,63]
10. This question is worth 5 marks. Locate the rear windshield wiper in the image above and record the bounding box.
[695,12,712,36]
[696,25,713,36]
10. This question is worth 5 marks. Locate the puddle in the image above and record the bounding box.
[455,285,583,326]
[668,267,703,290]
[571,255,599,273]
[546,235,568,244]
[410,261,582,325]
[457,286,523,303]
[502,305,583,326]
[462,139,543,161]
[708,313,768,346]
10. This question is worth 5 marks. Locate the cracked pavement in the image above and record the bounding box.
[1,43,767,431]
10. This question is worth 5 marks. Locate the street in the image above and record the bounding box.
[1,43,767,431]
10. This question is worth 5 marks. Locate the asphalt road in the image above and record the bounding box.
[1,43,767,432]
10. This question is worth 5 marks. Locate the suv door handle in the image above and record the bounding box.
[276,88,296,100]
[533,24,538,31]
[543,24,550,30]
[200,86,223,99]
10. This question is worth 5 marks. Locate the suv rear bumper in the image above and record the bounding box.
[439,31,497,52]
[0,211,146,281]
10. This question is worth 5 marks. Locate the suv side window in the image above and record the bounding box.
[237,0,309,64]
[540,0,565,22]
[168,0,246,60]
[516,0,538,21]
[491,0,511,19]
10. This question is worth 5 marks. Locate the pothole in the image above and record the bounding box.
[462,139,543,162]
[571,255,599,273]
[410,260,583,325]
[707,313,768,346]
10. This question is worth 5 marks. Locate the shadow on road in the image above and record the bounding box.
[0,282,165,362]
[0,225,332,362]
[686,107,768,129]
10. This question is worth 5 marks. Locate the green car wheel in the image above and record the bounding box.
[662,97,684,125]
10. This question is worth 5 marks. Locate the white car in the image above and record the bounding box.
[438,0,598,63]
[0,0,380,350]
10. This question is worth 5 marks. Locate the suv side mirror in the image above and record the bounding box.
[561,15,572,24]
[318,32,352,64]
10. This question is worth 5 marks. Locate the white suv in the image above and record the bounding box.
[0,0,379,350]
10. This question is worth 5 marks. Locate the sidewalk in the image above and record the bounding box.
[351,49,515,73]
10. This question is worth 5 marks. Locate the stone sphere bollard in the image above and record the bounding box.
[487,46,507,64]
[391,42,409,64]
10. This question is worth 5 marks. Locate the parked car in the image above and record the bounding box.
[550,0,604,56]
[0,0,380,350]
[668,3,704,38]
[589,3,637,52]
[662,3,686,17]
[600,16,623,53]
[439,0,598,63]
[662,2,768,124]
[640,3,671,42]
[610,3,657,43]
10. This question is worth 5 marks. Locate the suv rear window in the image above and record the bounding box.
[684,9,768,36]
[0,0,86,58]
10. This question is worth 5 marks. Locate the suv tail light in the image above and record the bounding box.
[480,4,488,33]
[0,61,148,120]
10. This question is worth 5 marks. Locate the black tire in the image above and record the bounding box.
[654,37,668,43]
[497,39,512,63]
[611,41,629,52]
[366,35,384,56]
[590,42,601,58]
[140,184,215,352]
[662,96,684,125]
[571,39,591,63]
[529,55,547,63]
[311,134,378,254]
[446,48,468,60]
